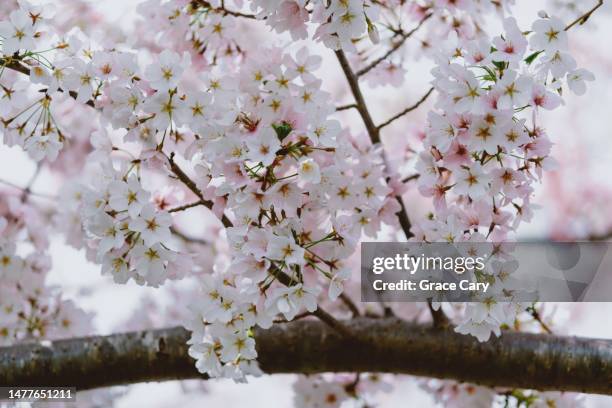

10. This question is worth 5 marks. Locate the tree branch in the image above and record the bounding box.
[3,318,612,395]
[192,0,258,19]
[0,178,56,200]
[166,152,233,228]
[170,226,209,245]
[269,265,353,337]
[339,293,361,316]
[402,173,420,183]
[565,0,604,31]
[0,57,31,76]
[168,200,207,213]
[587,229,612,241]
[335,103,358,112]
[427,300,449,329]
[335,50,380,144]
[377,87,434,130]
[356,14,432,77]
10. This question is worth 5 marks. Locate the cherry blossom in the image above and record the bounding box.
[0,0,602,405]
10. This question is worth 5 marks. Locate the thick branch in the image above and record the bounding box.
[588,229,612,241]
[3,318,612,395]
[335,50,380,143]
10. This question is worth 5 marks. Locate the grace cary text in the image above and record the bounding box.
[372,279,490,293]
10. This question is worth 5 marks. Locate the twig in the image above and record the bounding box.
[377,87,434,130]
[168,200,207,213]
[528,306,553,334]
[427,300,450,329]
[345,373,361,395]
[193,0,257,19]
[0,178,56,200]
[565,0,604,31]
[270,265,353,338]
[220,8,257,19]
[357,14,432,77]
[336,103,358,112]
[0,57,30,76]
[402,174,420,183]
[170,226,209,245]
[20,165,42,202]
[166,153,233,228]
[339,293,361,316]
[272,311,313,324]
[382,304,395,317]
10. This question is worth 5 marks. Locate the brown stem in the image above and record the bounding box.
[0,179,57,200]
[166,153,233,228]
[4,318,612,395]
[356,14,432,77]
[168,200,207,213]
[192,0,257,19]
[336,103,358,111]
[587,229,612,241]
[339,293,361,316]
[269,265,352,337]
[377,87,434,130]
[529,308,553,335]
[427,300,450,329]
[335,50,380,143]
[170,226,209,245]
[402,173,420,183]
[565,0,604,31]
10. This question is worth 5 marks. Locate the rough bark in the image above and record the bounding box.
[2,318,612,395]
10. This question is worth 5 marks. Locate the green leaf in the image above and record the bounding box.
[272,122,293,141]
[492,60,506,71]
[524,50,544,65]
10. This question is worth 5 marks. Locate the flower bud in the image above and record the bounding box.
[368,23,380,45]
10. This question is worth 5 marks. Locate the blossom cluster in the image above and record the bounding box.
[61,168,186,287]
[413,15,593,341]
[183,47,400,378]
[341,0,516,88]
[0,0,599,406]
[132,0,384,63]
[422,379,584,408]
[0,0,399,380]
[0,192,92,346]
